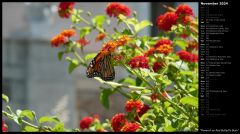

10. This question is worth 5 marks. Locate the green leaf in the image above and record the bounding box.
[126,18,138,25]
[100,89,113,109]
[180,96,198,108]
[39,116,60,124]
[121,29,132,35]
[119,77,135,85]
[164,118,176,132]
[167,107,175,114]
[140,113,156,124]
[135,20,152,33]
[58,51,64,61]
[79,27,92,38]
[174,38,188,50]
[52,123,65,132]
[68,59,79,74]
[135,77,142,86]
[92,15,106,28]
[164,101,171,109]
[24,126,39,132]
[20,110,35,121]
[84,53,97,61]
[2,94,9,102]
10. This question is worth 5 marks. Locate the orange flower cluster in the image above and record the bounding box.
[101,35,131,54]
[95,33,106,41]
[51,29,76,47]
[144,39,173,56]
[156,44,173,55]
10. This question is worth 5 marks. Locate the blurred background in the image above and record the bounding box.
[2,2,198,131]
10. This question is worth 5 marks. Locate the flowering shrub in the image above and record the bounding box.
[2,2,198,132]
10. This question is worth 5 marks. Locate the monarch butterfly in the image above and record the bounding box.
[86,53,115,81]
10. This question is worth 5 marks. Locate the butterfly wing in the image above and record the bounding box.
[86,53,115,81]
[86,53,102,78]
[100,54,115,81]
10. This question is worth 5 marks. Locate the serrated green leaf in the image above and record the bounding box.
[84,53,97,61]
[180,96,198,108]
[20,110,35,121]
[92,15,106,28]
[100,89,113,109]
[79,27,92,38]
[52,123,65,132]
[39,116,60,124]
[68,59,79,74]
[2,94,9,102]
[58,51,64,61]
[24,126,39,132]
[135,20,152,33]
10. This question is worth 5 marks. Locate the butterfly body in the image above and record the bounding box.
[86,52,115,81]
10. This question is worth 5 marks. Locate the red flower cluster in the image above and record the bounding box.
[155,39,173,48]
[58,2,76,18]
[137,104,150,117]
[153,61,165,72]
[121,122,140,132]
[156,12,178,31]
[106,2,131,17]
[51,29,76,47]
[77,38,90,47]
[176,50,198,63]
[150,93,159,102]
[128,56,149,69]
[175,4,194,16]
[95,33,106,42]
[79,115,99,130]
[111,113,128,132]
[156,4,194,31]
[2,120,7,132]
[125,99,144,113]
[144,47,155,57]
[180,15,192,24]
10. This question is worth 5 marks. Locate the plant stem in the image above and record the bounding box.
[73,50,87,67]
[3,111,50,132]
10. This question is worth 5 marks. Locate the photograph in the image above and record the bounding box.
[2,2,199,132]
